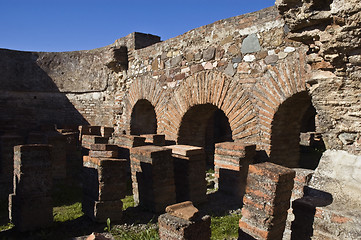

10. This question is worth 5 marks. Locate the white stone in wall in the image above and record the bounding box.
[284,47,296,53]
[238,19,284,36]
[243,54,256,62]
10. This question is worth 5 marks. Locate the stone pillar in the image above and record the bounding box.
[165,145,207,204]
[158,201,211,240]
[0,134,23,198]
[130,145,176,212]
[9,144,53,232]
[239,162,295,240]
[82,152,126,222]
[141,134,166,146]
[214,142,256,198]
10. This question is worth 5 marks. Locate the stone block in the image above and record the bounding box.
[158,213,211,240]
[241,34,261,54]
[83,195,123,223]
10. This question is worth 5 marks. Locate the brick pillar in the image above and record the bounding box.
[9,144,53,232]
[62,131,82,181]
[214,142,256,198]
[130,145,176,212]
[239,162,295,240]
[0,134,23,199]
[47,132,67,179]
[82,152,126,222]
[165,145,207,204]
[141,134,166,146]
[158,201,211,240]
[114,134,146,159]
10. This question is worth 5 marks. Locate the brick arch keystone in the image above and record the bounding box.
[163,71,257,144]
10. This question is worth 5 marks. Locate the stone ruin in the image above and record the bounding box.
[0,0,360,239]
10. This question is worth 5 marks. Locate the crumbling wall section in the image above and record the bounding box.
[276,0,361,154]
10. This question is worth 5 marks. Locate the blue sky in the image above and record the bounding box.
[0,0,275,52]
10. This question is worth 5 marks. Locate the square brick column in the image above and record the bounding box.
[214,142,256,198]
[158,201,211,240]
[140,134,166,146]
[130,145,176,212]
[165,145,207,204]
[0,134,23,198]
[82,155,127,222]
[239,162,295,240]
[62,131,82,181]
[9,144,53,232]
[47,132,67,179]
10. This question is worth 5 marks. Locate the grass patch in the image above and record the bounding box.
[211,213,241,240]
[53,202,83,222]
[0,222,14,231]
[122,195,135,210]
[111,224,159,240]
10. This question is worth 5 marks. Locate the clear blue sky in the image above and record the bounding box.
[0,0,275,52]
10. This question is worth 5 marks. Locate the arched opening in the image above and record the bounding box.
[270,91,324,169]
[130,99,157,135]
[178,104,233,167]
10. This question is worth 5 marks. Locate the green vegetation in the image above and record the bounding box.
[1,179,242,240]
[211,213,242,240]
[111,224,159,240]
[53,202,83,222]
[122,195,135,210]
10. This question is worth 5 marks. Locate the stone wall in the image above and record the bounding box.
[0,3,360,164]
[276,0,361,154]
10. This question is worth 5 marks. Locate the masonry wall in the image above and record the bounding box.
[1,4,360,164]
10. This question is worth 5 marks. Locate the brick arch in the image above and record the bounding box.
[125,78,168,134]
[163,71,257,144]
[251,49,311,165]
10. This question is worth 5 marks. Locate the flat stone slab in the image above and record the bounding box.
[165,145,204,157]
[165,201,199,221]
